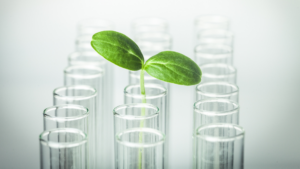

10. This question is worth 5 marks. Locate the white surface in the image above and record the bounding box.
[0,0,300,168]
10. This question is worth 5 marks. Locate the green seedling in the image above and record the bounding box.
[91,30,201,169]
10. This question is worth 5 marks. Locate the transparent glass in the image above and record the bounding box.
[200,63,237,84]
[196,29,234,47]
[53,85,97,169]
[131,17,168,37]
[75,18,113,51]
[194,15,230,31]
[114,103,160,135]
[115,128,165,169]
[135,32,172,57]
[113,103,160,169]
[77,18,114,36]
[40,128,88,169]
[63,66,109,168]
[68,51,113,135]
[69,51,106,67]
[124,84,168,137]
[196,82,239,103]
[124,84,168,168]
[129,71,169,89]
[194,45,233,65]
[193,99,239,133]
[193,123,245,169]
[43,104,89,132]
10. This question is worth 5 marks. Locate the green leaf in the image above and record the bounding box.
[144,51,201,85]
[91,30,144,71]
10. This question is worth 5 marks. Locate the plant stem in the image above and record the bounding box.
[138,69,146,169]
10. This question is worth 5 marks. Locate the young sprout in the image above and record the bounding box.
[91,30,201,169]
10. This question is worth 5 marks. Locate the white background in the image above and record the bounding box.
[0,0,300,168]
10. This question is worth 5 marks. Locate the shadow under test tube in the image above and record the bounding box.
[194,123,245,169]
[194,45,233,66]
[40,128,88,169]
[53,85,97,169]
[195,82,239,103]
[200,63,237,84]
[115,128,165,169]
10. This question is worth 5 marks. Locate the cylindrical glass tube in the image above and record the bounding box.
[131,17,168,38]
[77,18,114,36]
[124,84,168,168]
[193,123,245,169]
[194,45,233,65]
[194,15,230,32]
[113,103,160,169]
[135,32,172,56]
[199,63,237,84]
[196,29,234,47]
[115,128,165,169]
[193,99,239,133]
[53,85,97,169]
[129,71,169,89]
[114,103,160,135]
[124,84,167,137]
[43,104,89,132]
[40,128,88,169]
[68,51,113,130]
[195,82,239,103]
[63,66,109,168]
[76,18,114,51]
[68,51,106,67]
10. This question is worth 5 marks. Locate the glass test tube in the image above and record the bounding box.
[76,18,113,51]
[53,85,97,169]
[115,128,165,169]
[124,83,168,168]
[131,17,168,38]
[194,15,230,32]
[63,66,108,169]
[193,123,245,169]
[77,18,114,36]
[68,51,113,141]
[114,103,160,135]
[135,32,172,55]
[129,71,169,89]
[128,32,172,89]
[40,128,88,169]
[195,82,239,103]
[193,99,239,130]
[196,29,234,47]
[199,63,237,84]
[194,45,233,65]
[43,104,89,132]
[113,103,160,169]
[68,51,106,67]
[124,84,168,137]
